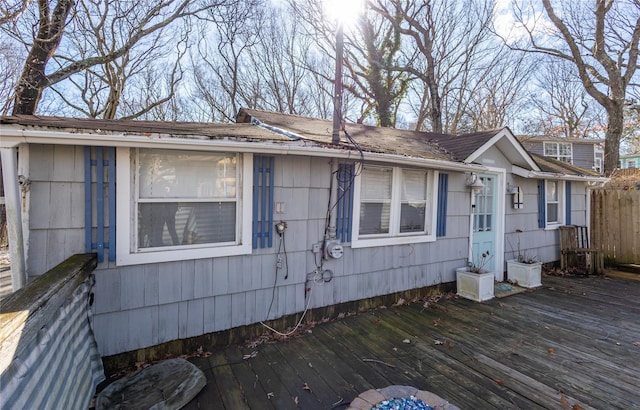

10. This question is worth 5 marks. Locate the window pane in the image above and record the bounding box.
[138,202,235,249]
[401,170,426,201]
[400,203,425,232]
[544,143,558,156]
[547,203,558,223]
[546,181,558,201]
[559,143,572,155]
[361,167,392,200]
[359,203,390,235]
[139,149,237,199]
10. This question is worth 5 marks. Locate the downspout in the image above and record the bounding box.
[1,147,27,290]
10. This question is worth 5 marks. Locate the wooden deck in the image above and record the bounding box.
[182,275,640,409]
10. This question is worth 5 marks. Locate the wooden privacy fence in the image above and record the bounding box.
[591,188,640,266]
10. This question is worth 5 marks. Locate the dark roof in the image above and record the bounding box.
[0,115,291,141]
[427,129,505,161]
[236,108,454,161]
[530,153,601,177]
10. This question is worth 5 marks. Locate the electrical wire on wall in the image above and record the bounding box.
[260,220,316,337]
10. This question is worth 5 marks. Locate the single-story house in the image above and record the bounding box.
[0,109,606,361]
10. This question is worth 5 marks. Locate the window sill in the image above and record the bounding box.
[544,224,562,231]
[116,242,252,266]
[351,234,436,249]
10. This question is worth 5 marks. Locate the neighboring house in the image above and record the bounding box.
[518,135,605,174]
[0,110,605,359]
[619,153,640,169]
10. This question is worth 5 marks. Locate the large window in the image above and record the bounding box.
[544,142,573,163]
[116,148,252,265]
[353,165,437,247]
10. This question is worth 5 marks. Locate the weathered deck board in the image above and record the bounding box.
[183,275,640,409]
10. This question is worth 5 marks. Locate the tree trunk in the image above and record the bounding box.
[604,103,624,175]
[12,0,73,115]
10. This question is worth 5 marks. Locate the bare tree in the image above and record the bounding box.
[370,0,522,134]
[44,0,192,119]
[511,0,640,174]
[190,0,264,122]
[461,48,534,132]
[527,58,605,139]
[345,9,409,127]
[4,0,207,115]
[0,40,23,114]
[0,0,31,24]
[289,0,410,127]
[247,5,317,116]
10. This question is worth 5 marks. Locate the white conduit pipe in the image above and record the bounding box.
[1,147,27,290]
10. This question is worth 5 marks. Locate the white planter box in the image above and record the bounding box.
[506,260,542,288]
[456,268,495,302]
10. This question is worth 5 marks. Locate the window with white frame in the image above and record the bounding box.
[594,148,604,173]
[352,165,437,247]
[627,159,637,168]
[544,142,573,163]
[545,180,563,225]
[594,157,602,173]
[116,148,252,265]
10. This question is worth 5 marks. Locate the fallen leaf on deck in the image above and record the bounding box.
[547,348,555,355]
[434,340,444,345]
[560,394,570,409]
[403,339,411,344]
[267,392,274,399]
[294,396,299,404]
[493,378,505,386]
[303,383,312,392]
[632,341,640,347]
[572,404,585,410]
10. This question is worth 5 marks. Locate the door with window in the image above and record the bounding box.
[472,175,496,272]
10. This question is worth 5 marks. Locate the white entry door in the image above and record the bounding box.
[472,174,496,272]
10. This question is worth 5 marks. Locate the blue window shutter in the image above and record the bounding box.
[336,164,355,242]
[84,147,92,254]
[565,181,572,225]
[537,179,546,229]
[253,156,274,249]
[84,147,116,263]
[436,173,448,237]
[108,147,116,261]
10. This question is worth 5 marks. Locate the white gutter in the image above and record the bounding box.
[0,147,27,290]
[0,127,487,173]
[512,165,609,183]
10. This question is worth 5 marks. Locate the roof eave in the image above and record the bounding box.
[512,165,609,183]
[0,126,485,173]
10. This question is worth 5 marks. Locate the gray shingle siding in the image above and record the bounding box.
[572,143,595,170]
